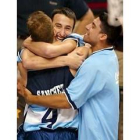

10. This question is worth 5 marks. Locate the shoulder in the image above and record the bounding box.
[79,54,106,73]
[64,33,85,47]
[66,33,83,39]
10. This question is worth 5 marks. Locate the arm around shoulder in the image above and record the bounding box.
[23,38,77,58]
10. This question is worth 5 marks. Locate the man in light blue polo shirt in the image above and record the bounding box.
[19,12,122,140]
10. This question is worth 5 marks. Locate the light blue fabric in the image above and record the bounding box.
[17,49,24,62]
[63,33,85,46]
[65,47,119,140]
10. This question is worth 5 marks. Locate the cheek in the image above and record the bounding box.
[88,33,95,42]
[65,30,72,36]
[53,27,60,36]
[53,27,57,36]
[89,31,98,40]
[86,34,97,44]
[84,35,91,43]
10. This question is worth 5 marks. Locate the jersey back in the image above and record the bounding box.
[24,67,78,131]
[23,33,85,132]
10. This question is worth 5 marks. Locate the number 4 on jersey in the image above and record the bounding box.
[42,108,57,128]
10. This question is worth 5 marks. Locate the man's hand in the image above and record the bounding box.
[75,47,89,58]
[23,88,32,104]
[17,83,32,104]
[84,43,91,48]
[66,49,85,69]
[67,45,92,69]
[17,78,25,97]
[17,70,31,104]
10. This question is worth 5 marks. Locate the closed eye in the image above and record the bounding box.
[55,23,62,28]
[65,26,72,31]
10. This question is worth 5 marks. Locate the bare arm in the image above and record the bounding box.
[74,9,94,34]
[69,43,92,60]
[17,64,27,97]
[73,46,91,58]
[20,88,71,109]
[23,37,77,58]
[22,49,84,70]
[18,47,92,109]
[17,62,27,87]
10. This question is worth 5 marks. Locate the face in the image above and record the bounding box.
[52,14,74,42]
[84,17,102,46]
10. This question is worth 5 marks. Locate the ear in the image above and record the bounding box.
[100,34,107,41]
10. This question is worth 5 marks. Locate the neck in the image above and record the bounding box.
[91,42,110,53]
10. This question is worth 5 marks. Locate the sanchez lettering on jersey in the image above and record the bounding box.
[37,84,65,95]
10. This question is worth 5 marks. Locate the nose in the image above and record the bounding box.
[59,29,66,37]
[86,23,92,30]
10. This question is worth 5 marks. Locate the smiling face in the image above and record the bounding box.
[84,13,122,50]
[84,17,102,46]
[52,14,74,42]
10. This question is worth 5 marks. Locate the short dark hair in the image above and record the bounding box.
[99,12,122,46]
[27,11,54,43]
[51,7,76,30]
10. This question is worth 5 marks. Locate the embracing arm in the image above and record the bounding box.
[17,62,27,87]
[21,88,71,109]
[70,44,92,59]
[23,37,77,58]
[17,64,27,96]
[22,49,84,70]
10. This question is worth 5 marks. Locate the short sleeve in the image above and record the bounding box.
[64,59,107,109]
[17,49,24,62]
[63,33,85,47]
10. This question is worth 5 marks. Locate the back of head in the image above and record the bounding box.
[51,7,76,30]
[99,12,122,46]
[27,11,54,43]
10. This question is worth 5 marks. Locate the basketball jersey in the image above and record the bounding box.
[18,33,85,132]
[65,47,120,140]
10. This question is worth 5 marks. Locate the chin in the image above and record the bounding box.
[83,34,90,42]
[83,35,87,42]
[83,37,89,44]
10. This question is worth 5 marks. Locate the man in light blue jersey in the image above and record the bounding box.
[19,12,122,140]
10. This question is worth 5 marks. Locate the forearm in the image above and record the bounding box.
[22,47,83,70]
[27,93,71,109]
[24,39,76,58]
[24,41,50,58]
[22,55,71,70]
[17,68,26,95]
[17,63,27,86]
[74,9,94,34]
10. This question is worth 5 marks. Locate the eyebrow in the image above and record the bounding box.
[55,23,61,26]
[55,23,72,29]
[65,25,72,29]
